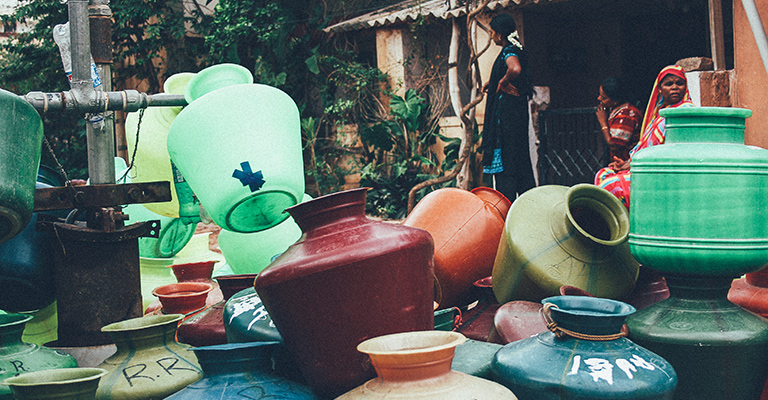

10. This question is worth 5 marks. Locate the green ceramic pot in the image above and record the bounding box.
[2,368,107,400]
[492,184,639,303]
[0,88,43,244]
[95,314,202,400]
[0,314,78,400]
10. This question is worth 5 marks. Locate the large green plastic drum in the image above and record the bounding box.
[0,89,43,244]
[167,64,304,233]
[629,107,768,277]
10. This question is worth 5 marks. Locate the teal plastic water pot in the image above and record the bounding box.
[492,296,677,400]
[0,89,43,244]
[167,64,305,232]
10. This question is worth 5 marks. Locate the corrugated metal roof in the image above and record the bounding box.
[324,0,548,33]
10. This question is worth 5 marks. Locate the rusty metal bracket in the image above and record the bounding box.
[33,181,171,212]
[36,214,161,239]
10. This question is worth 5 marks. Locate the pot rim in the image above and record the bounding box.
[101,314,183,332]
[357,330,466,356]
[1,368,108,387]
[152,282,214,298]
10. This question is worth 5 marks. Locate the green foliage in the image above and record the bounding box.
[359,89,455,219]
[0,0,88,179]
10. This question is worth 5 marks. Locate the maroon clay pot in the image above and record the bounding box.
[404,188,505,308]
[490,301,548,344]
[176,273,259,347]
[254,188,435,398]
[729,267,768,317]
[152,282,213,315]
[559,285,595,297]
[216,273,259,299]
[621,266,669,310]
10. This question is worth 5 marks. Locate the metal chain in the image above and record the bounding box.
[119,107,144,183]
[42,134,78,199]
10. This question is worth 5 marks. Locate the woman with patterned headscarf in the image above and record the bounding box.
[594,65,696,209]
[480,13,536,201]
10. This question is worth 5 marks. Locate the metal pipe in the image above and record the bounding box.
[67,0,92,101]
[741,0,768,77]
[87,0,114,184]
[21,91,187,113]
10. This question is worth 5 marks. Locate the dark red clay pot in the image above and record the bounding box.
[176,273,260,347]
[254,188,435,398]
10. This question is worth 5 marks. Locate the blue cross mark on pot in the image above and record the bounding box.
[232,161,266,192]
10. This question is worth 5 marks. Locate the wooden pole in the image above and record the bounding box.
[709,0,726,70]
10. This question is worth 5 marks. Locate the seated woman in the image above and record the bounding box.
[595,76,642,162]
[594,65,695,209]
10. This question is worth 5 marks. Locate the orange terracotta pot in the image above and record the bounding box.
[404,188,506,308]
[144,261,223,314]
[152,282,213,315]
[470,187,511,219]
[336,331,517,399]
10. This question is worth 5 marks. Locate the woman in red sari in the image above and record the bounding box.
[594,65,695,209]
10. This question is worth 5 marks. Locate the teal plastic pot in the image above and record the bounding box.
[223,288,281,343]
[0,88,43,244]
[630,107,768,277]
[627,277,768,400]
[167,64,304,233]
[164,342,317,399]
[0,314,78,400]
[492,296,677,400]
[2,368,107,400]
[492,184,639,303]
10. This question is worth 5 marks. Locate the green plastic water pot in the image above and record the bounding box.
[630,107,768,277]
[0,89,43,244]
[492,184,639,303]
[124,203,195,258]
[167,64,305,233]
[2,368,107,400]
[217,193,311,274]
[125,72,196,218]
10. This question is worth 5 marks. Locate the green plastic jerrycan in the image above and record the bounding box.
[0,89,43,244]
[492,184,639,303]
[167,64,305,233]
[124,72,195,219]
